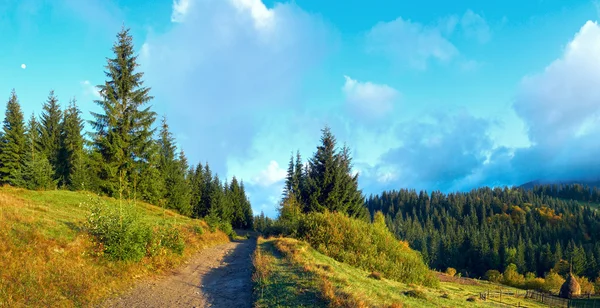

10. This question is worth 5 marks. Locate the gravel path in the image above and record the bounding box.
[101,238,256,308]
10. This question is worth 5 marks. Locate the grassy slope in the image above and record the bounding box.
[0,186,230,307]
[255,237,549,308]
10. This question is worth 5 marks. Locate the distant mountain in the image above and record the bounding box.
[519,179,600,190]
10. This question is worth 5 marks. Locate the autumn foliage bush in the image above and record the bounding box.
[297,210,438,287]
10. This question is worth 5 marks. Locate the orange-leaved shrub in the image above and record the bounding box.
[297,210,438,287]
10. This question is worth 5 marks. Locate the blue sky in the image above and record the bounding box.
[2,0,600,217]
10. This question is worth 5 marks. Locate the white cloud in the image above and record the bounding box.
[515,21,600,147]
[366,17,459,70]
[342,75,399,118]
[253,160,286,187]
[171,0,190,23]
[230,0,274,31]
[80,80,101,98]
[460,10,490,43]
[509,20,600,182]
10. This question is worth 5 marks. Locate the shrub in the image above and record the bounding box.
[85,198,152,262]
[156,225,185,255]
[218,221,235,238]
[205,215,219,233]
[445,267,457,277]
[484,270,503,283]
[543,271,565,294]
[524,277,546,291]
[575,275,595,294]
[297,211,438,287]
[502,263,525,288]
[192,225,204,235]
[84,196,186,261]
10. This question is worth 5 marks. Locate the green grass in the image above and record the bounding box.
[253,238,327,308]
[262,237,550,308]
[0,186,230,307]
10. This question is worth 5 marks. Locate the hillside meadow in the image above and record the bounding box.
[253,237,548,308]
[0,186,230,307]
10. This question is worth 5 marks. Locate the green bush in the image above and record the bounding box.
[84,197,186,261]
[297,211,438,287]
[193,225,204,235]
[484,269,503,283]
[218,221,235,238]
[156,225,185,255]
[85,199,151,262]
[205,215,219,233]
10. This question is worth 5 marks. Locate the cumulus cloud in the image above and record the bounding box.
[460,10,490,43]
[139,0,333,216]
[342,75,399,119]
[253,160,287,187]
[376,111,494,191]
[140,0,332,174]
[171,0,190,23]
[366,17,459,70]
[230,0,274,31]
[365,10,490,70]
[80,80,100,98]
[510,21,600,182]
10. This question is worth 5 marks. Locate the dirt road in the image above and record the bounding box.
[101,238,256,308]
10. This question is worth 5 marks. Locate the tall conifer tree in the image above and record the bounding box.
[38,90,62,178]
[0,90,26,185]
[90,27,156,198]
[58,99,86,189]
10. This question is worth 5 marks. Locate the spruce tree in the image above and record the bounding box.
[283,153,294,198]
[58,99,86,189]
[136,140,163,204]
[173,149,192,215]
[303,126,366,218]
[90,27,156,198]
[293,150,303,196]
[191,162,206,218]
[38,90,62,179]
[0,90,26,185]
[240,181,253,229]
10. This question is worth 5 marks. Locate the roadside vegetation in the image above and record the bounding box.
[0,187,230,307]
[254,236,548,308]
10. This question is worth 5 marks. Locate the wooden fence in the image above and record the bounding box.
[523,290,600,308]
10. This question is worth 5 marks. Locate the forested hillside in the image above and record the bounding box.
[366,186,600,283]
[0,27,252,229]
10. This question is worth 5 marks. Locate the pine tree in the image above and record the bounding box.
[173,149,192,216]
[38,90,62,179]
[90,27,156,198]
[240,181,253,229]
[304,126,340,213]
[137,140,163,204]
[208,174,224,220]
[21,113,56,190]
[293,150,303,197]
[157,117,190,214]
[283,153,294,198]
[0,90,26,185]
[191,162,206,218]
[58,99,86,189]
[303,126,366,218]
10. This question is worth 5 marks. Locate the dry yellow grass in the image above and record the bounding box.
[0,186,229,307]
